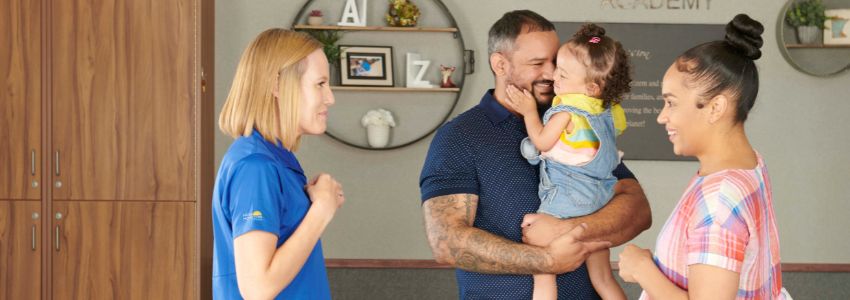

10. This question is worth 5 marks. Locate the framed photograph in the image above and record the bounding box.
[825,9,850,45]
[339,45,394,86]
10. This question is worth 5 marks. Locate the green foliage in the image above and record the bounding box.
[304,30,343,65]
[786,0,827,29]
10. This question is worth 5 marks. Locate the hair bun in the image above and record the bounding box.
[575,23,606,39]
[725,14,764,60]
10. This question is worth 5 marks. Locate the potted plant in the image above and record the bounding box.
[385,0,420,27]
[786,0,827,44]
[304,30,343,83]
[307,10,324,26]
[361,108,396,148]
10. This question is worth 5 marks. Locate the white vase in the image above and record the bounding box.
[307,16,323,26]
[796,25,821,45]
[366,125,390,148]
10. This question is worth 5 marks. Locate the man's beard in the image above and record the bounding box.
[529,79,555,108]
[534,82,553,117]
[510,78,554,116]
[507,75,554,105]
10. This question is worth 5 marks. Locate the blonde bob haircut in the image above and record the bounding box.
[219,28,321,151]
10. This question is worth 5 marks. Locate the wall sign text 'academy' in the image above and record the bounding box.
[601,0,712,10]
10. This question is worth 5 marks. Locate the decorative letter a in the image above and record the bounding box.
[338,0,368,26]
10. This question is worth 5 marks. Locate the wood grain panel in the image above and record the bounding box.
[52,201,196,300]
[0,0,41,200]
[0,200,42,299]
[198,0,216,298]
[50,0,196,201]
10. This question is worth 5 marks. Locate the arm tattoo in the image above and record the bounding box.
[423,194,552,274]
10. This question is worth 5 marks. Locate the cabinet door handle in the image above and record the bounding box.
[31,150,36,176]
[54,151,60,176]
[31,225,36,251]
[54,225,60,251]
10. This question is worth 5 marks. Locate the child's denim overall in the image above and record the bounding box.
[520,105,619,218]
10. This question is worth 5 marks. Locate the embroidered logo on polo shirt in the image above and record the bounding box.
[243,210,264,221]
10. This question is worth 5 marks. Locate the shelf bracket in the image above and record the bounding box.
[464,49,475,75]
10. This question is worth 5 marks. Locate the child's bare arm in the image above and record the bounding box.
[526,112,571,152]
[505,85,572,152]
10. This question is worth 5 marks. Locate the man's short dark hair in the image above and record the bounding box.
[487,10,555,56]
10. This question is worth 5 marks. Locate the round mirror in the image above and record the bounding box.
[777,0,850,77]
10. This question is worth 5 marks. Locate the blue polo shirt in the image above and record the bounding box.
[212,130,330,300]
[420,90,636,299]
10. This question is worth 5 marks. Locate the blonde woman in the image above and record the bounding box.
[212,28,343,300]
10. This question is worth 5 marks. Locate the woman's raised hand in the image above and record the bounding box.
[306,173,345,216]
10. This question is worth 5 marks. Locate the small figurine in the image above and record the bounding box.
[440,65,457,88]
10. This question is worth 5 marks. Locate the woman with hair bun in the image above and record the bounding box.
[617,14,791,299]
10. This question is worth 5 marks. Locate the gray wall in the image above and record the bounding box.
[215,0,850,263]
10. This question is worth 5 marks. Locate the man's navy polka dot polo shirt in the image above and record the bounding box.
[420,89,636,299]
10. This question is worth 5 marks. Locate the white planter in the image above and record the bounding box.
[307,16,323,26]
[796,25,821,45]
[366,124,391,148]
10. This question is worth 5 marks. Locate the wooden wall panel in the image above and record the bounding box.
[0,0,42,200]
[51,201,196,300]
[50,0,196,201]
[0,201,42,299]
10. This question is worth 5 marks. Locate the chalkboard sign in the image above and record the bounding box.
[553,22,724,161]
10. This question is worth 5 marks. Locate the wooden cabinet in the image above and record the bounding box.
[51,201,196,299]
[50,0,196,201]
[0,201,42,300]
[0,0,42,200]
[0,0,213,299]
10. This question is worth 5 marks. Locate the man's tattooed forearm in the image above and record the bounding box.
[424,194,551,274]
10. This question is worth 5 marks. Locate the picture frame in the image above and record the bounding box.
[339,45,394,86]
[825,9,850,45]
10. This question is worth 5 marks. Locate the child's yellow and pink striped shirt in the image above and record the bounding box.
[641,153,788,299]
[541,94,626,166]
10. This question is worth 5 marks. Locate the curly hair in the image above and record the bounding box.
[563,24,632,108]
